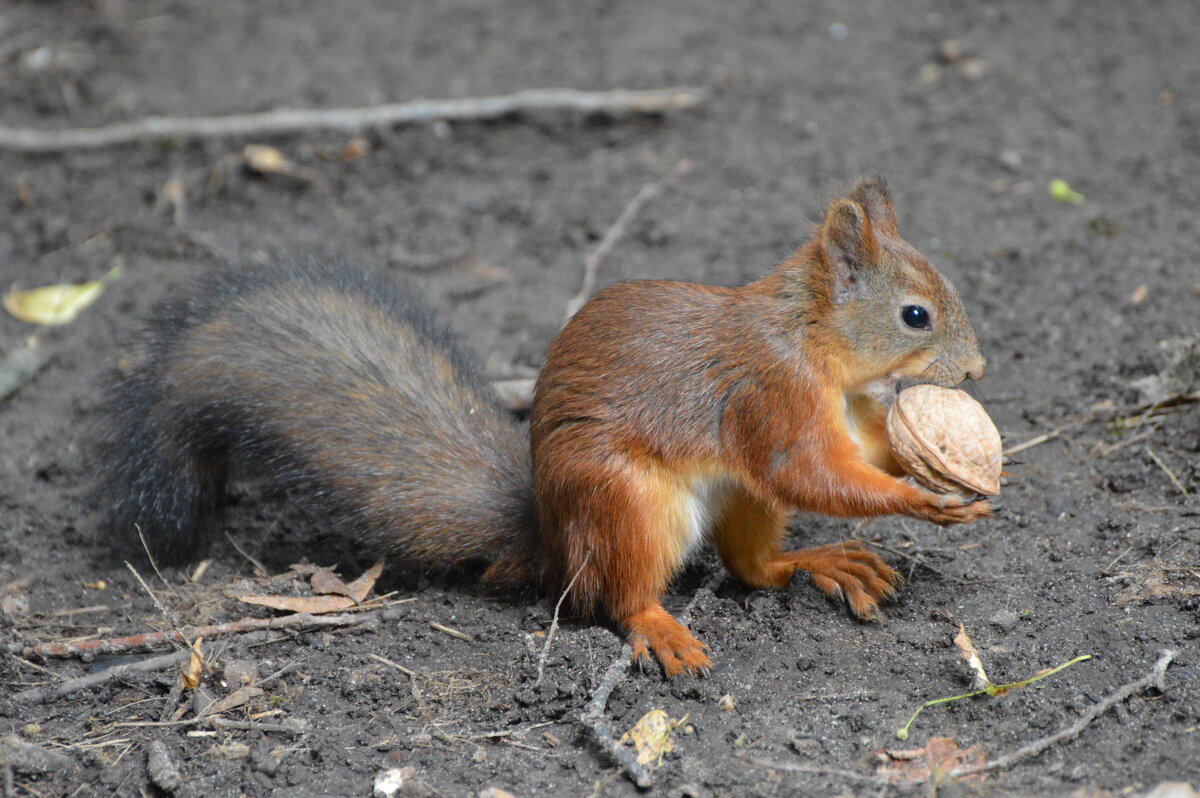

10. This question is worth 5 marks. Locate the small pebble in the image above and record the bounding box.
[990,609,1020,632]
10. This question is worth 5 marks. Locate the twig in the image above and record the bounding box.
[947,649,1176,778]
[133,527,174,592]
[429,621,473,642]
[113,716,307,734]
[369,653,432,718]
[15,610,379,658]
[563,159,693,322]
[1145,446,1189,496]
[208,717,307,734]
[125,559,174,622]
[0,86,708,153]
[0,735,73,775]
[863,540,972,585]
[1007,390,1200,458]
[579,572,724,788]
[743,756,890,786]
[225,530,268,576]
[535,552,590,687]
[1003,428,1066,457]
[13,650,190,704]
[580,652,647,787]
[44,605,110,618]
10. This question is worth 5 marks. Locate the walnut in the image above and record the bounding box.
[886,384,1002,496]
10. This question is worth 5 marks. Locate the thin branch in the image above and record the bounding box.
[579,572,723,788]
[580,652,648,787]
[13,650,190,704]
[0,86,708,153]
[563,159,693,323]
[947,649,1176,778]
[15,610,380,658]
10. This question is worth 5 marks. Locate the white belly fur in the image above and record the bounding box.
[679,474,734,560]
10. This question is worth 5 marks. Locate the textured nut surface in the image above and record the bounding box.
[886,385,1002,496]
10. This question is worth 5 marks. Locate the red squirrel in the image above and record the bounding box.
[96,177,990,677]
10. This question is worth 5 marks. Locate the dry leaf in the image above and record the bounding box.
[243,144,291,174]
[309,566,353,599]
[620,709,687,766]
[345,560,384,603]
[181,637,204,689]
[4,265,121,325]
[1131,283,1149,306]
[200,685,264,717]
[238,561,384,612]
[953,624,991,691]
[875,736,988,784]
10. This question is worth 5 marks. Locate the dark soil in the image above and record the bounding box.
[2,1,1198,796]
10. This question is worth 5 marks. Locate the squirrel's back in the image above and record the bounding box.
[96,256,535,583]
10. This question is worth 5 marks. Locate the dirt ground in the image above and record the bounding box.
[2,1,1198,796]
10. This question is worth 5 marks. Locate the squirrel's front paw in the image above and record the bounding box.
[916,492,992,525]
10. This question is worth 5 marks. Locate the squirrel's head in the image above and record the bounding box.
[814,177,985,393]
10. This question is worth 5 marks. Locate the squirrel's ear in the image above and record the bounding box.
[821,198,878,304]
[848,176,898,236]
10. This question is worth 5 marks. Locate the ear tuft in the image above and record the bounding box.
[821,198,877,305]
[848,176,899,235]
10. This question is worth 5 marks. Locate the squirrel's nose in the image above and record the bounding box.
[964,355,986,382]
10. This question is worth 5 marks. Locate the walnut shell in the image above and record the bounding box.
[886,385,1002,496]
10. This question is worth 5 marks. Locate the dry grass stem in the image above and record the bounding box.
[947,649,1176,778]
[535,552,591,687]
[563,159,693,323]
[429,622,474,642]
[1144,446,1189,495]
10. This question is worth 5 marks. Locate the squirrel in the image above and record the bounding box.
[96,177,990,678]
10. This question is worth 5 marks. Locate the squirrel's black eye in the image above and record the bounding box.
[902,305,930,329]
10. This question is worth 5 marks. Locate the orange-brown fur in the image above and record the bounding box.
[99,179,990,680]
[531,177,989,676]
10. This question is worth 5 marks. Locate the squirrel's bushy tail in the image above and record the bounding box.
[94,256,537,585]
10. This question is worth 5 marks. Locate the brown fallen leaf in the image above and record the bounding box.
[309,566,353,600]
[238,561,385,612]
[343,559,384,603]
[875,736,988,784]
[237,594,357,614]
